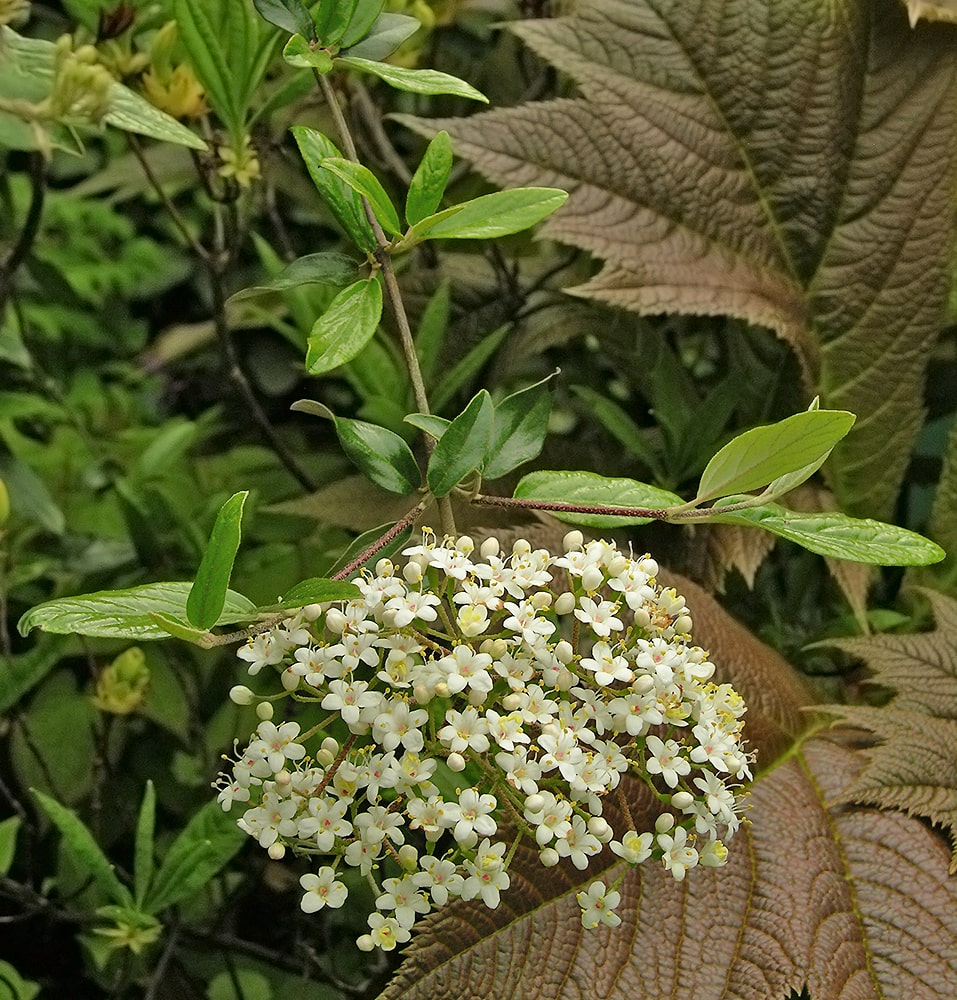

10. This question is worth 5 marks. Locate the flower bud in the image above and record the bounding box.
[512,538,531,556]
[524,793,545,814]
[554,592,576,616]
[502,693,522,712]
[562,530,584,552]
[554,640,574,664]
[671,791,694,810]
[274,769,292,788]
[315,749,335,767]
[256,702,274,721]
[655,813,675,834]
[92,647,150,715]
[480,537,499,559]
[434,681,450,699]
[398,845,419,870]
[480,637,507,659]
[229,685,256,706]
[581,566,604,592]
[325,609,346,634]
[356,934,375,952]
[447,752,466,772]
[633,607,651,629]
[633,674,655,694]
[674,615,693,635]
[321,737,339,756]
[539,847,560,867]
[639,557,659,577]
[0,478,9,527]
[554,667,576,691]
[587,816,612,841]
[413,683,433,705]
[608,555,628,576]
[531,591,552,610]
[375,558,394,576]
[456,535,474,554]
[267,842,286,860]
[468,687,487,706]
[302,603,323,621]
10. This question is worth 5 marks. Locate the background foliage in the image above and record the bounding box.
[1,0,956,998]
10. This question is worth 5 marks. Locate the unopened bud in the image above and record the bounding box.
[531,592,552,610]
[524,793,545,814]
[632,608,651,629]
[480,537,499,559]
[267,842,286,860]
[639,557,658,577]
[447,752,466,772]
[555,667,575,691]
[671,791,694,810]
[434,681,450,699]
[655,813,675,834]
[302,603,323,621]
[398,845,418,870]
[633,674,655,694]
[581,566,604,592]
[502,693,522,712]
[375,558,394,576]
[608,555,628,576]
[554,592,576,616]
[315,749,335,767]
[413,683,432,705]
[403,562,423,584]
[554,640,574,664]
[674,615,693,635]
[274,769,292,787]
[256,702,273,721]
[229,685,256,706]
[321,737,340,756]
[587,816,612,841]
[562,530,584,552]
[512,538,531,556]
[539,847,560,867]
[325,609,346,634]
[456,535,474,553]
[356,934,375,952]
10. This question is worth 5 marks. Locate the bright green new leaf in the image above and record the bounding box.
[484,378,553,480]
[406,131,453,226]
[291,127,376,251]
[404,413,450,440]
[695,410,856,503]
[514,470,683,527]
[144,801,245,915]
[406,187,568,244]
[319,157,403,237]
[0,816,20,877]
[315,0,360,44]
[282,34,333,72]
[708,500,946,566]
[173,0,241,134]
[306,278,383,375]
[19,583,258,640]
[336,56,488,103]
[104,83,207,151]
[253,0,314,37]
[186,492,249,630]
[32,790,132,907]
[133,782,156,908]
[280,578,361,607]
[343,12,420,61]
[427,390,495,496]
[0,959,38,1000]
[339,0,387,47]
[227,252,359,304]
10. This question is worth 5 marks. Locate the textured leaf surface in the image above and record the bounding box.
[379,587,957,999]
[415,0,957,519]
[823,589,957,868]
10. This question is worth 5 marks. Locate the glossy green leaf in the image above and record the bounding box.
[403,413,450,440]
[406,187,567,244]
[406,131,453,227]
[339,0,387,47]
[319,157,403,236]
[343,12,419,61]
[315,0,360,44]
[173,0,240,134]
[32,790,132,906]
[282,34,333,71]
[695,410,856,503]
[708,500,946,566]
[571,384,664,477]
[306,278,383,375]
[147,613,212,644]
[227,252,358,304]
[186,491,248,630]
[291,127,376,252]
[104,83,207,150]
[291,399,419,492]
[144,800,245,915]
[253,0,314,37]
[18,584,258,640]
[133,782,156,908]
[280,578,361,607]
[427,390,494,496]
[0,816,20,877]
[514,470,683,527]
[336,56,488,103]
[484,378,553,480]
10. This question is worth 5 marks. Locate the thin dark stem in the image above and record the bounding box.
[471,493,675,521]
[143,923,181,1000]
[331,498,429,580]
[0,152,47,310]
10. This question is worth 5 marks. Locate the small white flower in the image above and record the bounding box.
[300,867,348,912]
[610,830,653,864]
[576,880,622,928]
[657,825,699,880]
[645,734,691,788]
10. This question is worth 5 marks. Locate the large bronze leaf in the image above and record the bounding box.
[407,0,957,520]
[377,583,957,999]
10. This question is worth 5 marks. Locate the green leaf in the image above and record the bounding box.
[306,278,383,375]
[315,0,360,44]
[146,613,212,644]
[19,583,258,640]
[0,636,70,714]
[133,782,156,908]
[291,127,376,252]
[280,578,361,607]
[336,57,488,103]
[0,453,64,534]
[325,521,415,577]
[291,399,419,493]
[186,491,249,630]
[405,187,567,245]
[403,413,450,440]
[253,0,315,37]
[427,390,494,496]
[0,959,39,1000]
[0,816,20,877]
[343,12,420,61]
[695,410,856,503]
[414,279,451,385]
[282,34,333,72]
[144,800,245,915]
[514,470,683,527]
[571,385,664,476]
[430,325,509,413]
[420,0,957,522]
[708,500,946,566]
[339,0,386,47]
[318,157,403,237]
[406,131,453,227]
[228,253,358,305]
[484,377,553,480]
[32,790,132,907]
[173,0,241,134]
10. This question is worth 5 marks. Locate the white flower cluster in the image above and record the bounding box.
[214,529,752,948]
